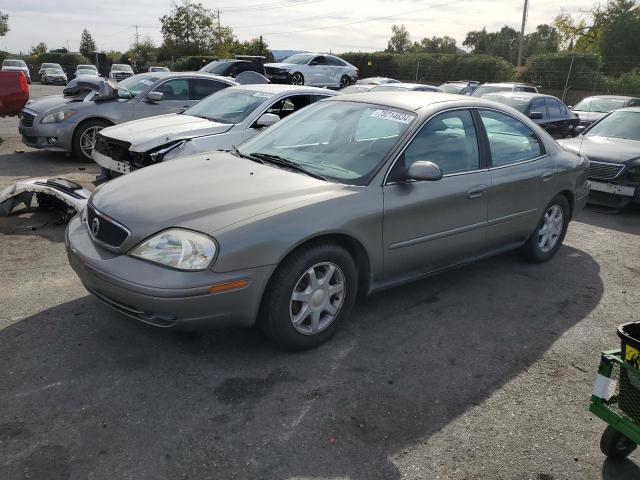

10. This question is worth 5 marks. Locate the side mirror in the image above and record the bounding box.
[255,113,280,128]
[146,91,164,102]
[407,161,443,181]
[576,125,585,134]
[567,105,573,110]
[529,111,544,120]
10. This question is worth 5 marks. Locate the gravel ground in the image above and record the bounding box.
[1,84,639,480]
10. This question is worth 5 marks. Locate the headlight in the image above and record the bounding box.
[129,229,217,271]
[41,110,77,124]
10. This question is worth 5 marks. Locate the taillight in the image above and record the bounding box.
[19,73,29,95]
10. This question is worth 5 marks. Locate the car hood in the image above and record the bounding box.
[571,110,607,123]
[91,152,346,246]
[100,114,234,152]
[264,62,298,70]
[557,136,640,164]
[24,95,73,114]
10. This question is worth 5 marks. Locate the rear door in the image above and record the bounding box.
[308,56,329,85]
[544,97,571,138]
[133,78,191,118]
[478,108,553,249]
[383,109,490,279]
[190,78,231,101]
[529,97,549,133]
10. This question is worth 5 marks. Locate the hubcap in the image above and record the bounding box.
[80,126,103,158]
[538,205,564,253]
[292,74,303,85]
[289,262,346,335]
[341,76,349,87]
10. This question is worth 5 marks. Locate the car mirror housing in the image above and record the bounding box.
[576,125,586,134]
[255,113,280,128]
[146,91,164,102]
[529,111,544,120]
[407,161,443,181]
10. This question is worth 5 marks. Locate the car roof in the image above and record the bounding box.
[325,91,500,113]
[232,83,338,95]
[613,106,640,112]
[579,95,640,100]
[480,82,533,87]
[144,71,236,82]
[483,92,559,101]
[375,83,438,90]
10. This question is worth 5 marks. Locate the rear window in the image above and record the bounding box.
[3,60,26,67]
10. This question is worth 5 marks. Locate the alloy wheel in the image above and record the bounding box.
[538,205,564,253]
[80,126,103,158]
[289,262,346,335]
[291,73,304,85]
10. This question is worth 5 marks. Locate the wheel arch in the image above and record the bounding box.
[557,189,575,218]
[72,116,115,140]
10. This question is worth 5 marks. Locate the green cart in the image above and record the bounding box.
[590,322,640,461]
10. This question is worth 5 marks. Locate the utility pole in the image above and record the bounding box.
[516,0,529,67]
[217,9,221,34]
[133,24,140,49]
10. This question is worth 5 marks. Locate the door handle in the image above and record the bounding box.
[467,185,487,199]
[542,170,554,182]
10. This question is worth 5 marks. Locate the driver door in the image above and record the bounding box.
[133,78,192,119]
[308,56,328,85]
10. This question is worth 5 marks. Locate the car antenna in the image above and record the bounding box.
[578,72,598,156]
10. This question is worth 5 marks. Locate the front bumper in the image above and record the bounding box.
[92,149,132,174]
[19,111,75,152]
[65,215,273,329]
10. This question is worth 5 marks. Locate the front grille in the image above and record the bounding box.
[113,72,133,81]
[86,204,130,248]
[588,161,625,181]
[20,111,35,127]
[94,134,131,163]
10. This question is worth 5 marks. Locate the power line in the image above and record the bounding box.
[219,0,324,12]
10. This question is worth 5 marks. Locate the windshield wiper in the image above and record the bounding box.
[231,145,263,163]
[249,152,327,181]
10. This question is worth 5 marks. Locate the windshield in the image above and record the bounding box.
[439,83,465,94]
[472,85,511,97]
[573,97,626,113]
[237,101,416,185]
[42,63,58,69]
[483,94,530,113]
[184,88,271,124]
[77,65,97,71]
[3,60,26,67]
[370,85,413,92]
[341,85,371,94]
[45,68,65,75]
[112,64,133,72]
[150,67,168,72]
[282,54,314,65]
[586,111,640,140]
[77,69,97,75]
[118,75,159,96]
[201,60,232,74]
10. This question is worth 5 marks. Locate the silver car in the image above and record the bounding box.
[1,59,31,84]
[92,84,337,176]
[265,53,358,88]
[19,72,237,161]
[370,83,443,93]
[66,92,589,350]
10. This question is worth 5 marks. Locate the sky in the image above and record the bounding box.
[0,0,593,55]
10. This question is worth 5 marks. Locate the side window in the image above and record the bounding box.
[545,98,563,117]
[311,56,325,65]
[522,86,536,93]
[530,98,547,117]
[190,79,228,100]
[153,79,189,100]
[265,95,312,119]
[325,56,344,66]
[627,99,640,107]
[479,110,543,167]
[390,110,480,181]
[514,87,525,92]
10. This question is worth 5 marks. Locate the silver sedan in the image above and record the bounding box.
[66,92,589,350]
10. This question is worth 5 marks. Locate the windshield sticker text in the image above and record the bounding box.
[370,110,414,124]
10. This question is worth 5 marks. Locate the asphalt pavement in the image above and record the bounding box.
[1,83,639,480]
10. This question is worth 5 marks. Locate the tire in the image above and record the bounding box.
[72,119,110,162]
[520,194,570,263]
[600,426,637,461]
[340,75,352,88]
[290,72,304,86]
[259,242,358,350]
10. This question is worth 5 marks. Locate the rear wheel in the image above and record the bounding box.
[290,72,304,86]
[520,194,570,263]
[340,75,351,88]
[600,426,637,461]
[72,119,110,161]
[259,242,357,350]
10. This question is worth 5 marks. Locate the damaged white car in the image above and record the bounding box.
[92,84,337,177]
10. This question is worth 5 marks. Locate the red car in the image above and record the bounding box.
[0,71,29,115]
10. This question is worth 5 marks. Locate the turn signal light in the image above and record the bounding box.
[208,280,249,294]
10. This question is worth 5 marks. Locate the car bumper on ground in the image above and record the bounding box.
[92,149,132,174]
[19,114,74,152]
[65,215,273,329]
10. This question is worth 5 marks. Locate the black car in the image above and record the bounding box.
[483,92,578,139]
[438,80,480,95]
[558,107,640,208]
[200,57,265,78]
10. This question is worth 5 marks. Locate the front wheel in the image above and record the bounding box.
[259,242,358,350]
[72,119,110,161]
[600,426,637,461]
[520,194,570,263]
[290,72,304,86]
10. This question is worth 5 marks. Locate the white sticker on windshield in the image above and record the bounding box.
[370,109,414,124]
[139,79,153,86]
[253,92,273,98]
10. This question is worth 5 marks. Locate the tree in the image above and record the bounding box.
[160,1,218,56]
[524,25,561,58]
[131,35,157,62]
[79,28,97,57]
[411,35,457,54]
[463,26,520,64]
[30,42,47,56]
[386,24,411,54]
[234,37,275,61]
[0,11,8,37]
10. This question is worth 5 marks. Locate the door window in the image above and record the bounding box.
[325,56,345,66]
[479,110,543,167]
[390,109,480,181]
[545,98,564,117]
[265,95,313,119]
[310,56,325,65]
[530,98,547,117]
[153,79,189,100]
[190,79,229,100]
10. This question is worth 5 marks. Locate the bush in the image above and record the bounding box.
[599,70,640,95]
[172,55,218,72]
[338,52,514,84]
[516,52,602,91]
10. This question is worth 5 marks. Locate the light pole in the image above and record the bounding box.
[516,0,529,67]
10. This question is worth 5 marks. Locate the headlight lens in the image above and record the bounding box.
[41,110,77,124]
[129,229,217,271]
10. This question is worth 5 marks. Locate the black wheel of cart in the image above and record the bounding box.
[600,425,637,461]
